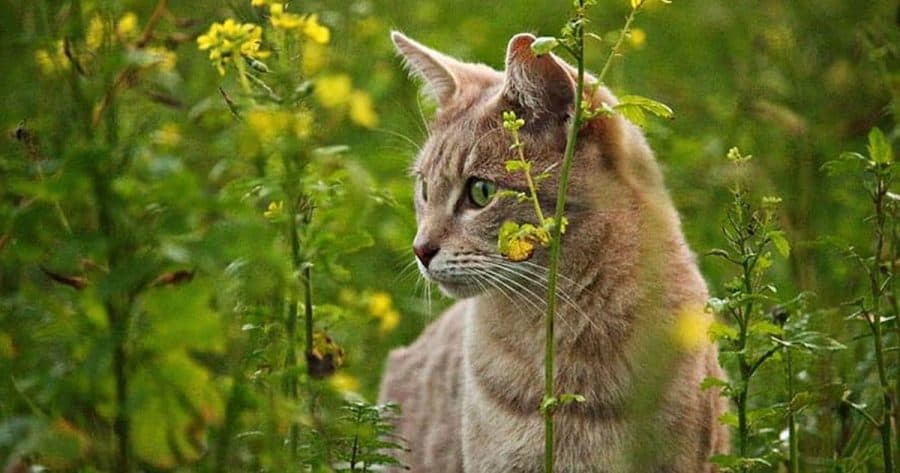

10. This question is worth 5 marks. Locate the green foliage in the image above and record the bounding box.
[333,401,407,472]
[0,0,897,471]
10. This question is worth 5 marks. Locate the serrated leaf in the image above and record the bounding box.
[718,411,739,427]
[615,95,675,124]
[867,127,893,164]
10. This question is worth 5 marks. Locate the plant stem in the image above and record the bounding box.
[786,347,799,473]
[596,5,639,89]
[543,8,586,472]
[510,130,546,225]
[869,174,896,472]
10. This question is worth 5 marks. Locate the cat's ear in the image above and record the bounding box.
[391,31,468,106]
[503,33,575,121]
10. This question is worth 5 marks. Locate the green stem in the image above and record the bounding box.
[870,175,896,472]
[543,10,586,473]
[512,130,545,224]
[786,347,799,473]
[596,5,640,86]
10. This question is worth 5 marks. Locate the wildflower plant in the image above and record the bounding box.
[497,0,677,470]
[823,127,898,472]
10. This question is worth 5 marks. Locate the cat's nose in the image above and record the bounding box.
[414,244,440,268]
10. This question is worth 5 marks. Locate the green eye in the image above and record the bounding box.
[468,178,497,208]
[421,180,428,202]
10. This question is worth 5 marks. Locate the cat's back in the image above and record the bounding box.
[378,300,467,473]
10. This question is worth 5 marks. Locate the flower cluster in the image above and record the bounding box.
[34,11,178,77]
[196,19,270,75]
[314,74,379,128]
[266,4,331,44]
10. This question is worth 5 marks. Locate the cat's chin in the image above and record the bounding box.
[436,280,485,299]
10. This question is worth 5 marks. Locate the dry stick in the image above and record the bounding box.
[135,0,168,48]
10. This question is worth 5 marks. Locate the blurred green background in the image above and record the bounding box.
[0,0,897,470]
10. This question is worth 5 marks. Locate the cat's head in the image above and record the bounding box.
[393,31,665,299]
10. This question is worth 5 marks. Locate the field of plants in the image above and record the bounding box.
[0,0,897,471]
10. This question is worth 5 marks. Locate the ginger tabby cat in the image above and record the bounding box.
[379,31,728,472]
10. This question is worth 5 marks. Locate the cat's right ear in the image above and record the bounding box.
[391,31,464,107]
[503,34,575,122]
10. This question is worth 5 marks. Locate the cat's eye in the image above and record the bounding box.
[420,180,428,202]
[467,178,497,208]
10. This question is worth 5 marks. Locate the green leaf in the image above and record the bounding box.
[700,376,731,392]
[613,95,675,128]
[867,127,893,164]
[768,230,791,258]
[707,320,738,341]
[130,352,223,468]
[498,221,521,254]
[505,160,528,172]
[540,396,559,416]
[717,411,739,427]
[531,36,559,56]
[749,320,783,336]
[559,393,586,405]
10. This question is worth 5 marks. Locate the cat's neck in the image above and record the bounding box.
[462,204,707,412]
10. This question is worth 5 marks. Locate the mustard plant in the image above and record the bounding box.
[824,127,898,472]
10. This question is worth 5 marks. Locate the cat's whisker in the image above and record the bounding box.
[470,267,547,323]
[469,263,577,334]
[484,260,593,334]
[468,268,530,318]
[372,127,423,154]
[395,259,421,284]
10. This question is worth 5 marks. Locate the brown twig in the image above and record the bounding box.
[136,0,169,48]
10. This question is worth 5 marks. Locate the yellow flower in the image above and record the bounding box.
[86,14,107,51]
[293,111,314,139]
[196,19,269,75]
[628,28,646,49]
[263,200,284,219]
[349,90,379,128]
[302,41,328,76]
[146,46,177,71]
[673,305,712,351]
[246,107,293,143]
[34,40,70,75]
[314,74,352,108]
[152,122,181,147]
[379,309,400,334]
[329,372,360,393]
[368,292,392,316]
[250,0,270,5]
[302,14,330,45]
[116,12,139,41]
[269,4,306,31]
[506,238,535,262]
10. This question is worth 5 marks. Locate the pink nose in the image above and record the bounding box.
[414,244,439,268]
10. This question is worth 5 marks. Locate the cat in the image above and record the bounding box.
[378,31,729,473]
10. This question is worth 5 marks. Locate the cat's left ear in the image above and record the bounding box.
[503,33,575,122]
